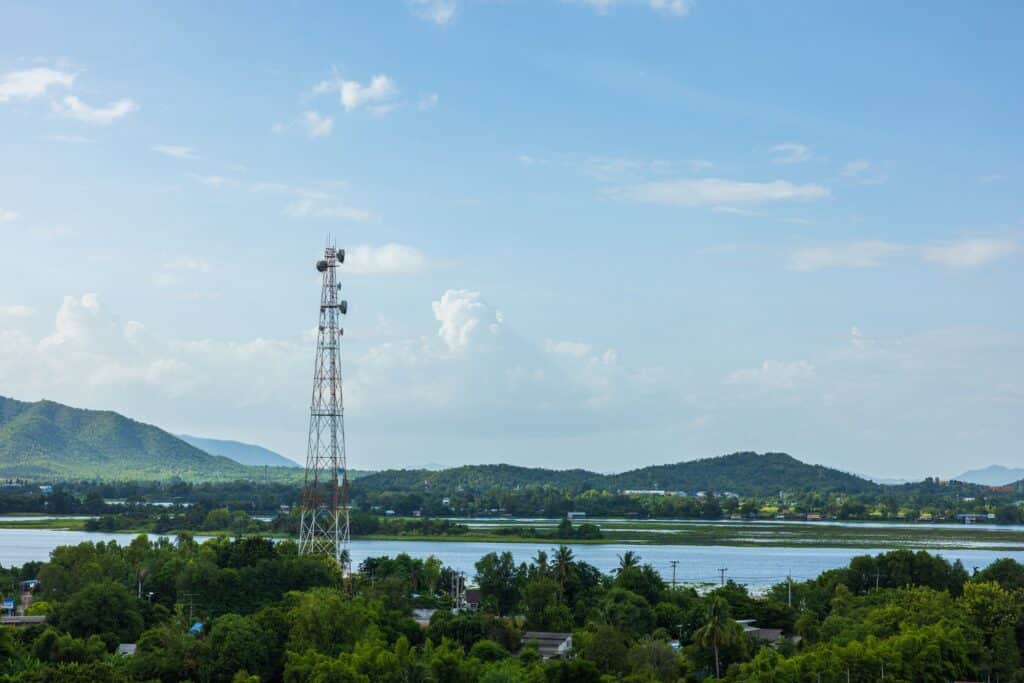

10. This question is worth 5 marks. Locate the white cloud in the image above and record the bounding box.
[346,244,426,275]
[153,258,211,287]
[544,339,593,358]
[432,289,502,353]
[922,239,1018,268]
[55,95,138,125]
[0,305,35,319]
[771,142,812,164]
[789,241,903,271]
[0,208,17,223]
[0,290,671,460]
[842,159,887,185]
[409,0,457,25]
[0,67,74,102]
[789,238,1019,271]
[152,144,198,160]
[188,173,237,189]
[46,134,93,144]
[571,0,691,15]
[418,92,439,111]
[302,110,334,138]
[315,74,398,113]
[615,177,829,206]
[164,257,211,273]
[728,360,815,390]
[649,0,690,15]
[284,198,373,222]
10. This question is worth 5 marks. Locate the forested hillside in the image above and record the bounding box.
[354,452,878,498]
[0,396,254,480]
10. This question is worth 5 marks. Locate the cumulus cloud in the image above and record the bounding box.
[431,290,502,353]
[409,0,457,25]
[615,178,829,206]
[0,305,35,319]
[771,142,812,164]
[0,289,668,457]
[315,74,398,113]
[788,241,904,271]
[921,239,1018,268]
[727,360,815,390]
[346,244,425,275]
[152,144,198,160]
[55,95,137,125]
[302,110,334,138]
[0,67,74,102]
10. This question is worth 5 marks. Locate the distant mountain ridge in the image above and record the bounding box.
[178,434,300,469]
[954,465,1024,487]
[0,396,253,481]
[355,452,879,498]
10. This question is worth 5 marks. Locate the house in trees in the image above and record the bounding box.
[520,631,573,660]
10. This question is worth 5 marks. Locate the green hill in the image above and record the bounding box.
[0,396,261,481]
[354,452,878,498]
[610,451,878,496]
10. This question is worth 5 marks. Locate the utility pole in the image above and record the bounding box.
[717,567,728,586]
[669,560,679,590]
[787,574,792,607]
[298,244,351,573]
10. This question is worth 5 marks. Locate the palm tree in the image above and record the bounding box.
[616,550,641,575]
[553,545,575,589]
[693,596,742,679]
[533,550,549,577]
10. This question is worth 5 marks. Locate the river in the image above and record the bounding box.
[2,528,1022,592]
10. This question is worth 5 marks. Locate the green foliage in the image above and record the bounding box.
[5,538,1024,682]
[0,395,290,481]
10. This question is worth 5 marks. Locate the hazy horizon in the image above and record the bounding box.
[1,3,1022,479]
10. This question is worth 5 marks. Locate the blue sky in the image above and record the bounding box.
[1,1,1021,478]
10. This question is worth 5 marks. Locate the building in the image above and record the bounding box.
[737,619,789,647]
[412,609,436,628]
[521,631,573,660]
[566,511,587,520]
[117,643,137,656]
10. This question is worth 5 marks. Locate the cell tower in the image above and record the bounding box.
[298,245,351,572]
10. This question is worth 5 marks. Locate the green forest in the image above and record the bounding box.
[2,537,1024,682]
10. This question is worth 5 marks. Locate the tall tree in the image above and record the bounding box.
[616,551,641,576]
[693,596,741,678]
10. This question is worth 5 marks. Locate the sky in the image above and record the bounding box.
[0,1,1022,479]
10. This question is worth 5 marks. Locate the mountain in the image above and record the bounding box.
[611,452,878,496]
[178,434,300,469]
[953,465,1024,487]
[0,396,254,481]
[354,452,878,498]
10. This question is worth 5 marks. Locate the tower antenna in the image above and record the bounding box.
[298,243,351,573]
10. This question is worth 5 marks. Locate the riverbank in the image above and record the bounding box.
[3,515,1024,552]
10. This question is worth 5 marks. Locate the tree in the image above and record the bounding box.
[51,580,144,643]
[474,552,523,616]
[616,551,641,575]
[201,613,272,683]
[553,546,575,590]
[692,596,742,678]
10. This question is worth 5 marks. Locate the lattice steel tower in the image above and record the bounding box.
[298,245,351,571]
